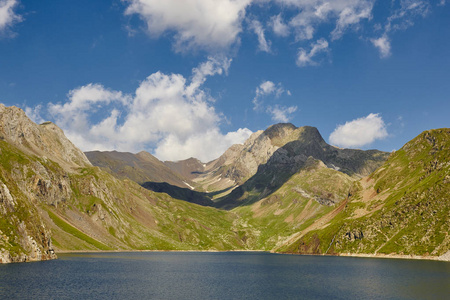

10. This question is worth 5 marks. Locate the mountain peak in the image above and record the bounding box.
[261,124,325,148]
[263,123,297,140]
[0,104,91,170]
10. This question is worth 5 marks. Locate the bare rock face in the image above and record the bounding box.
[190,125,298,191]
[0,179,56,263]
[217,125,389,209]
[0,104,91,170]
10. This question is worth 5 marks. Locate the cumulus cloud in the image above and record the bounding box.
[155,127,252,161]
[0,0,21,34]
[329,113,388,148]
[252,80,286,110]
[28,57,252,162]
[25,104,45,125]
[124,0,251,52]
[296,38,329,67]
[371,34,391,58]
[267,105,297,122]
[249,19,271,52]
[269,14,290,37]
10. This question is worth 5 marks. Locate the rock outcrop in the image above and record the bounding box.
[218,125,389,209]
[0,105,253,262]
[0,104,91,170]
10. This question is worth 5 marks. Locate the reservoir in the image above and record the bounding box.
[1,252,449,299]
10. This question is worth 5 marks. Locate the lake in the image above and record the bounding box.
[0,252,449,299]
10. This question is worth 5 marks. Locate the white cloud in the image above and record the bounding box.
[253,80,285,110]
[275,0,374,41]
[30,57,252,162]
[331,3,373,40]
[370,0,432,57]
[267,105,297,122]
[0,0,21,33]
[296,38,329,67]
[371,34,391,58]
[252,81,295,122]
[155,127,253,161]
[329,113,388,148]
[269,14,290,37]
[124,0,251,52]
[249,19,271,52]
[385,0,430,33]
[25,104,45,125]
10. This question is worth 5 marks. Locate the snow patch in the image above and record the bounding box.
[183,181,195,190]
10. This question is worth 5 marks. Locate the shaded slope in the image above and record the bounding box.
[85,150,193,188]
[164,157,207,181]
[277,128,450,257]
[0,105,255,262]
[233,157,355,250]
[141,181,214,206]
[218,126,388,209]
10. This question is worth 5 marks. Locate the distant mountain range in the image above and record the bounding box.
[1,103,448,263]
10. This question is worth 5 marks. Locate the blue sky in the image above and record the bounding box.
[0,0,449,162]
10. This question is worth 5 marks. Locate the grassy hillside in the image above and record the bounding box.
[232,158,354,250]
[0,139,255,261]
[277,129,450,257]
[1,105,448,262]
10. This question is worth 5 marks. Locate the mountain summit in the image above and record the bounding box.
[1,104,448,263]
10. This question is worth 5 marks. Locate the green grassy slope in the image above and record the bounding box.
[277,129,450,257]
[0,139,254,261]
[233,158,354,250]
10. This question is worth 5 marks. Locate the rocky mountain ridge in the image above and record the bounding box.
[85,150,194,188]
[1,104,448,263]
[0,105,253,262]
[217,125,389,209]
[277,128,450,258]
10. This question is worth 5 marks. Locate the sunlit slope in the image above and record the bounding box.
[277,129,450,257]
[0,105,253,262]
[232,157,354,250]
[218,126,388,209]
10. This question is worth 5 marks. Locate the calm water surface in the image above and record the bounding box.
[0,252,449,299]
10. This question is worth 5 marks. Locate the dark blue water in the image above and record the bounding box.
[0,252,449,299]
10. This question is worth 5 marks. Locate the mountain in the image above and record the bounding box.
[0,105,252,263]
[2,103,448,263]
[233,157,356,249]
[164,157,208,181]
[217,124,389,209]
[86,124,388,207]
[276,128,450,258]
[85,150,194,188]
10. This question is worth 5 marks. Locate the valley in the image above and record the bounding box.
[0,104,448,263]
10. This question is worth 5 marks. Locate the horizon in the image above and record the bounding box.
[1,0,449,161]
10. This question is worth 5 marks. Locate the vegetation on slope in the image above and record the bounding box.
[277,129,450,257]
[233,158,354,250]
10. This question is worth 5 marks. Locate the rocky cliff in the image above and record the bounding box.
[2,103,447,262]
[0,105,253,263]
[217,124,389,209]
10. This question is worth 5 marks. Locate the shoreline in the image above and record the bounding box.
[55,249,266,254]
[54,249,450,262]
[338,252,450,262]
